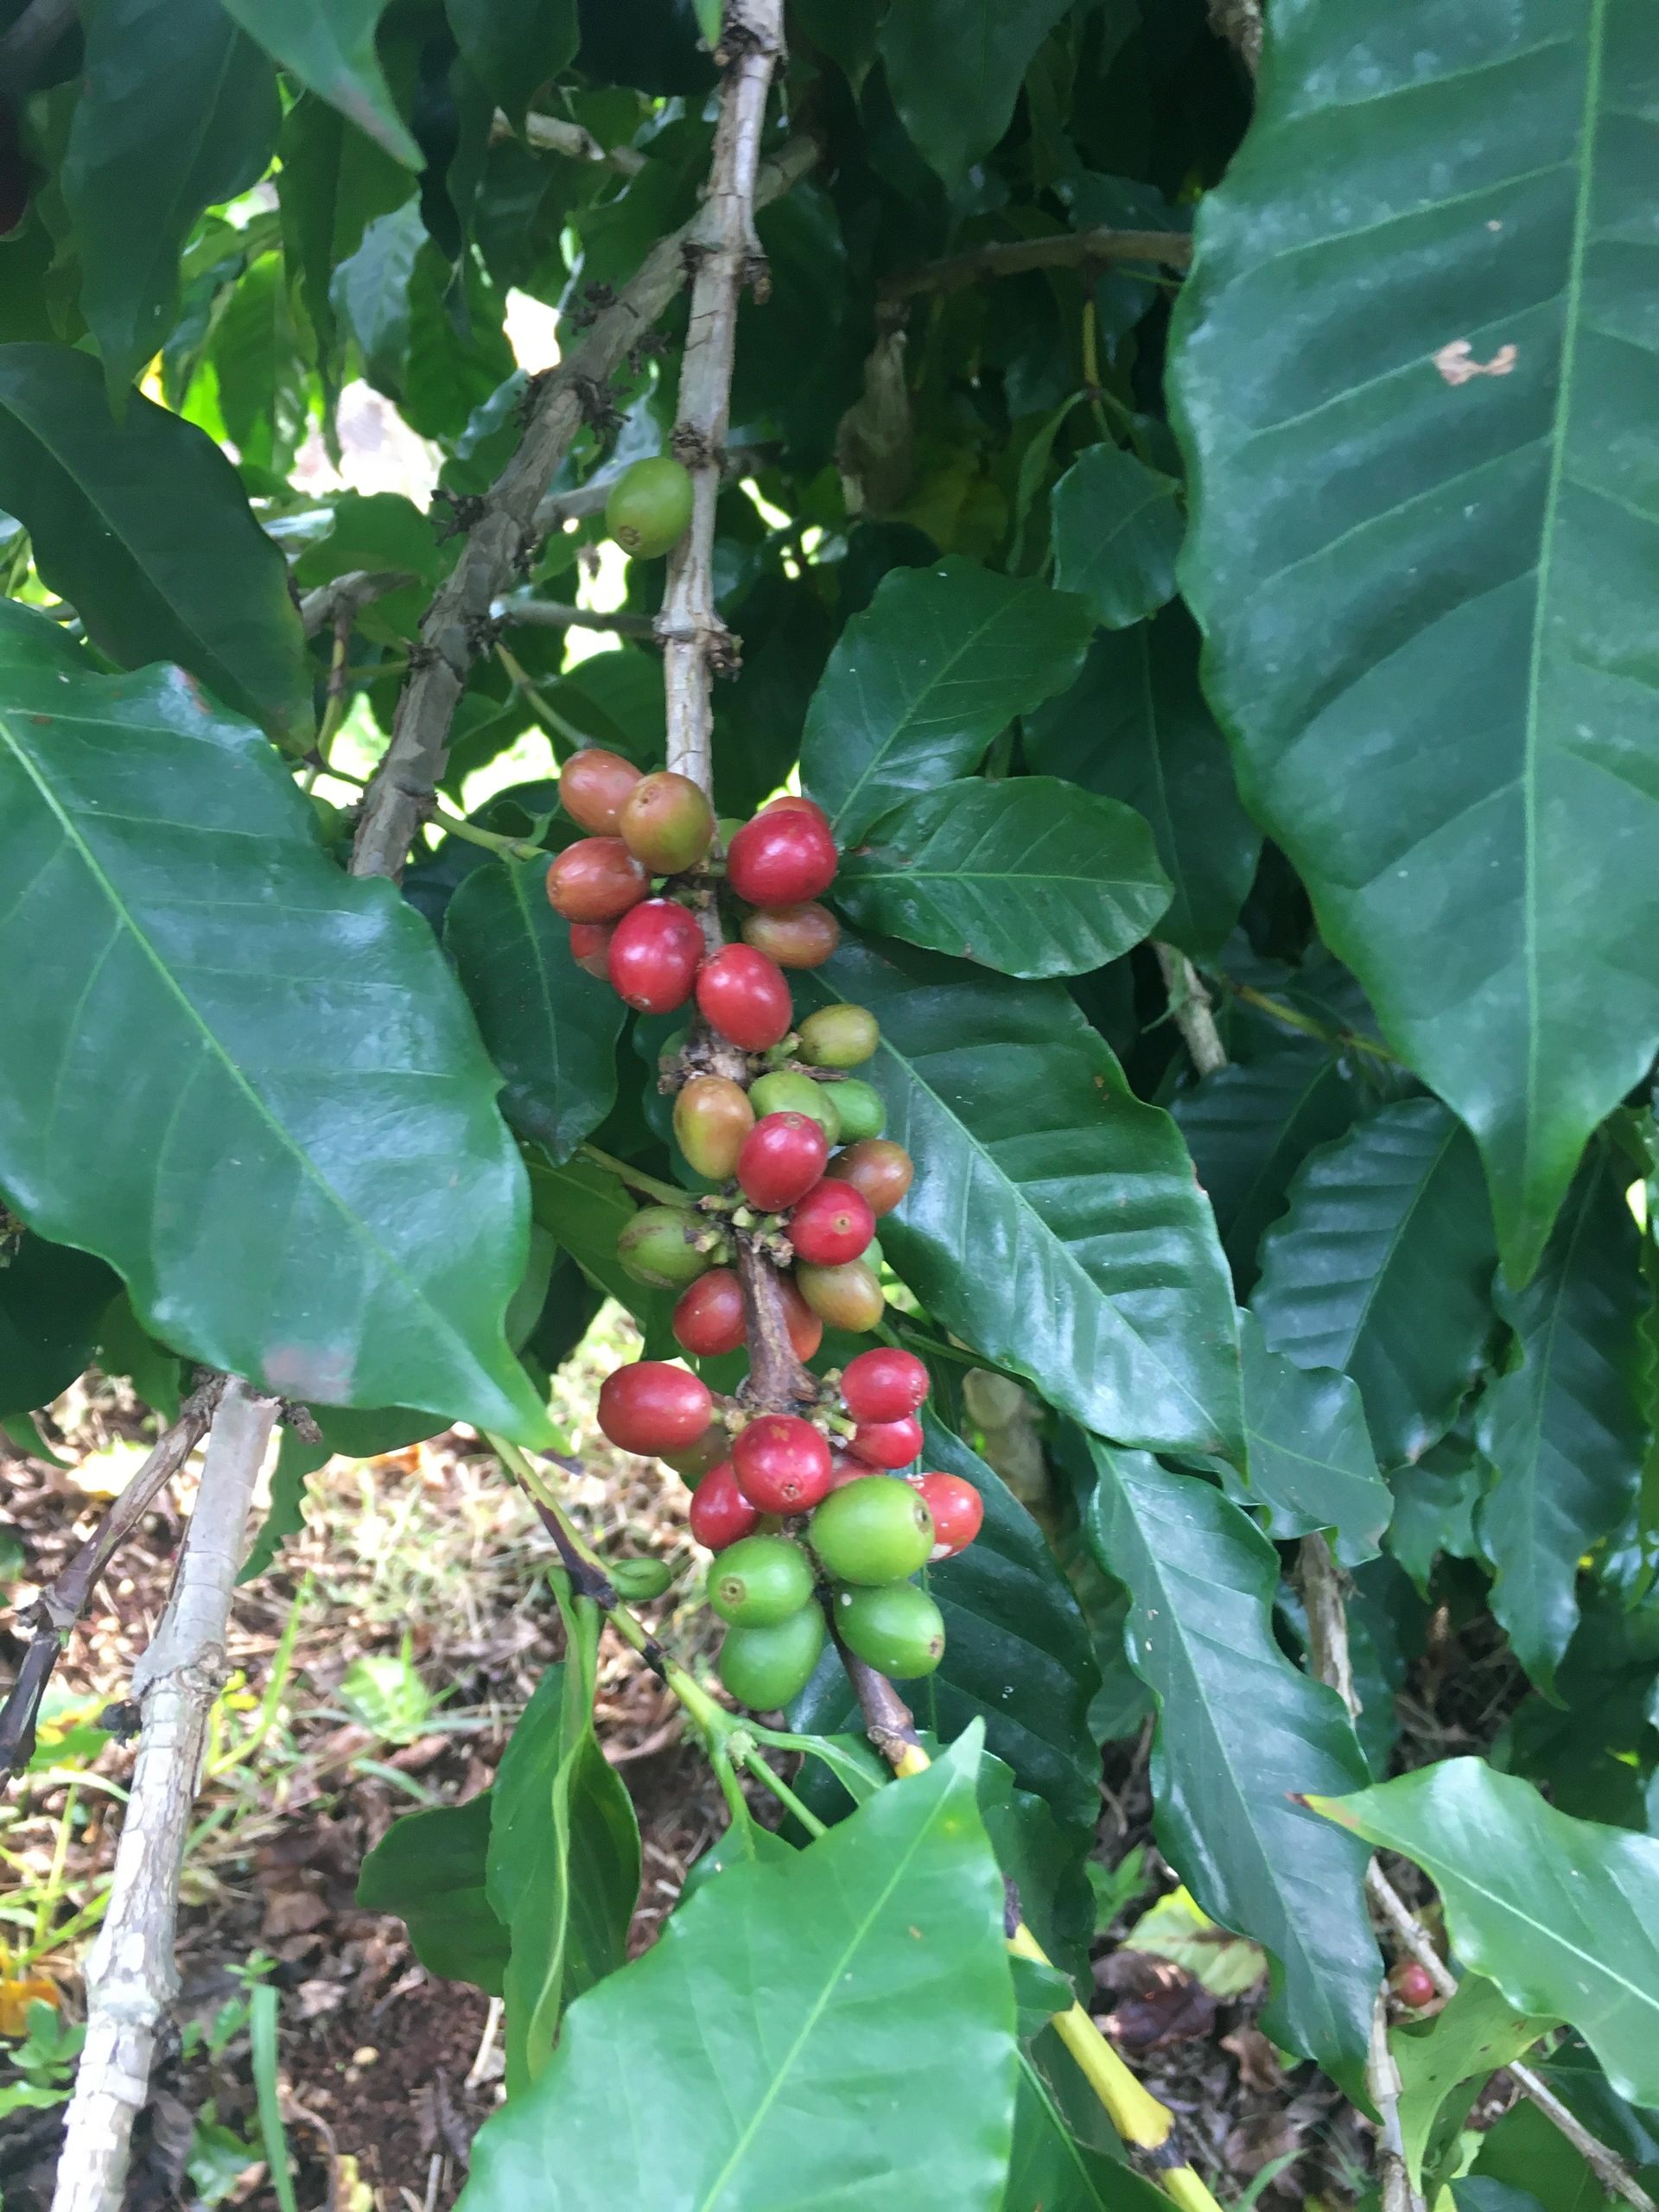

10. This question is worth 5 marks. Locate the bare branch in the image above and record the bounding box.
[880,225,1192,302]
[495,108,647,177]
[51,1381,279,2212]
[493,599,657,638]
[1154,942,1228,1076]
[298,569,416,639]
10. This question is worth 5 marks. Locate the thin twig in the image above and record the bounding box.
[297,569,416,639]
[1154,943,1228,1077]
[880,225,1192,302]
[492,599,657,637]
[496,109,647,176]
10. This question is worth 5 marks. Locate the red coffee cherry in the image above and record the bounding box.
[828,1448,870,1490]
[778,1273,823,1361]
[618,770,715,875]
[788,1178,875,1267]
[688,1461,760,1550]
[673,1269,747,1357]
[569,919,614,979]
[547,836,650,922]
[835,1139,913,1218]
[760,794,831,828]
[849,1414,924,1469]
[841,1346,929,1425]
[1389,1962,1439,2011]
[912,1472,982,1559]
[607,898,704,1013]
[727,809,838,906]
[732,1414,833,1513]
[737,1112,828,1211]
[597,1361,713,1455]
[696,944,794,1052]
[560,747,642,835]
[740,902,840,969]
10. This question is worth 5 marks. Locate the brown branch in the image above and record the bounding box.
[880,225,1192,302]
[837,1641,923,1770]
[298,569,416,639]
[501,109,648,177]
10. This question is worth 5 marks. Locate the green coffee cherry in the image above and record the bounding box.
[798,1005,879,1069]
[708,1534,815,1627]
[748,1069,840,1144]
[809,1477,933,1585]
[835,1581,945,1678]
[310,794,347,844]
[826,1077,885,1142]
[617,1204,720,1289]
[718,1605,827,1709]
[609,1556,675,1600]
[607,456,695,559]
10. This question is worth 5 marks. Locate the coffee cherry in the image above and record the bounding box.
[696,944,793,1052]
[796,1257,884,1332]
[741,902,840,969]
[311,794,346,843]
[672,1268,747,1357]
[606,454,694,558]
[749,1070,840,1143]
[828,1448,870,1490]
[688,1461,760,1549]
[1389,1962,1439,2011]
[609,1555,675,1600]
[835,1581,944,1678]
[547,836,650,922]
[760,794,831,828]
[778,1272,823,1361]
[673,1075,753,1182]
[661,1422,730,1485]
[607,898,704,1013]
[849,1414,923,1469]
[732,1414,833,1513]
[727,809,838,906]
[708,1533,815,1627]
[798,1005,878,1069]
[836,1139,913,1218]
[809,1475,933,1585]
[560,747,642,835]
[597,1361,713,1455]
[718,1604,825,1709]
[737,1112,828,1211]
[618,770,715,875]
[569,919,615,979]
[617,1205,718,1290]
[842,1347,929,1425]
[826,1078,884,1142]
[789,1178,875,1267]
[912,1473,982,1560]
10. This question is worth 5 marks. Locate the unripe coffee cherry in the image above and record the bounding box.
[809,1475,933,1585]
[718,1604,825,1709]
[1389,1962,1439,2011]
[741,902,840,969]
[617,1205,718,1290]
[607,898,703,1013]
[547,836,650,922]
[672,1268,747,1357]
[835,1581,944,1678]
[778,1272,824,1360]
[609,1555,675,1600]
[606,454,694,558]
[688,1461,760,1549]
[661,1421,730,1485]
[569,919,615,979]
[737,1112,828,1211]
[597,1361,713,1455]
[798,1005,879,1069]
[825,1078,885,1142]
[696,944,794,1052]
[727,809,838,906]
[789,1178,875,1266]
[849,1414,923,1469]
[673,1075,753,1182]
[796,1257,884,1332]
[842,1347,929,1425]
[749,1069,840,1143]
[708,1533,815,1627]
[912,1473,982,1559]
[732,1414,833,1512]
[835,1139,913,1217]
[560,747,642,835]
[618,770,715,874]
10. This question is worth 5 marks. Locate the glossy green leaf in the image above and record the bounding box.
[1313,1758,1659,2107]
[1007,2044,1168,2212]
[446,0,577,120]
[331,200,425,394]
[0,1233,117,1421]
[1023,611,1260,958]
[800,558,1095,843]
[357,1792,510,1995]
[62,0,279,397]
[1051,445,1184,631]
[0,605,550,1442]
[1082,1437,1378,2093]
[878,0,1071,188]
[277,91,414,376]
[1230,1310,1391,1566]
[525,1153,677,1359]
[444,859,623,1164]
[1171,0,1659,1281]
[836,776,1170,979]
[1476,1153,1647,1695]
[459,1733,1017,2212]
[217,0,421,168]
[1254,1098,1497,1466]
[798,941,1243,1459]
[1468,2103,1618,2212]
[1395,1974,1554,2193]
[0,346,309,746]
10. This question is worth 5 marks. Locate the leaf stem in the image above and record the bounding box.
[578,1142,698,1208]
[427,798,543,863]
[496,642,596,757]
[1218,976,1400,1066]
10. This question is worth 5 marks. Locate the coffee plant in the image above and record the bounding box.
[2,0,1658,2207]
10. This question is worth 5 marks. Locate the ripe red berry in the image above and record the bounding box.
[732,1414,833,1513]
[849,1414,923,1469]
[778,1273,823,1361]
[569,919,614,979]
[607,897,704,1013]
[912,1472,982,1559]
[760,795,831,825]
[560,747,642,835]
[688,1461,760,1550]
[547,836,650,922]
[672,1268,747,1357]
[737,1112,828,1211]
[1389,1962,1439,2010]
[696,944,794,1052]
[740,902,840,969]
[828,1448,869,1490]
[727,809,838,906]
[597,1361,713,1455]
[835,1138,913,1218]
[841,1347,929,1425]
[788,1178,875,1267]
